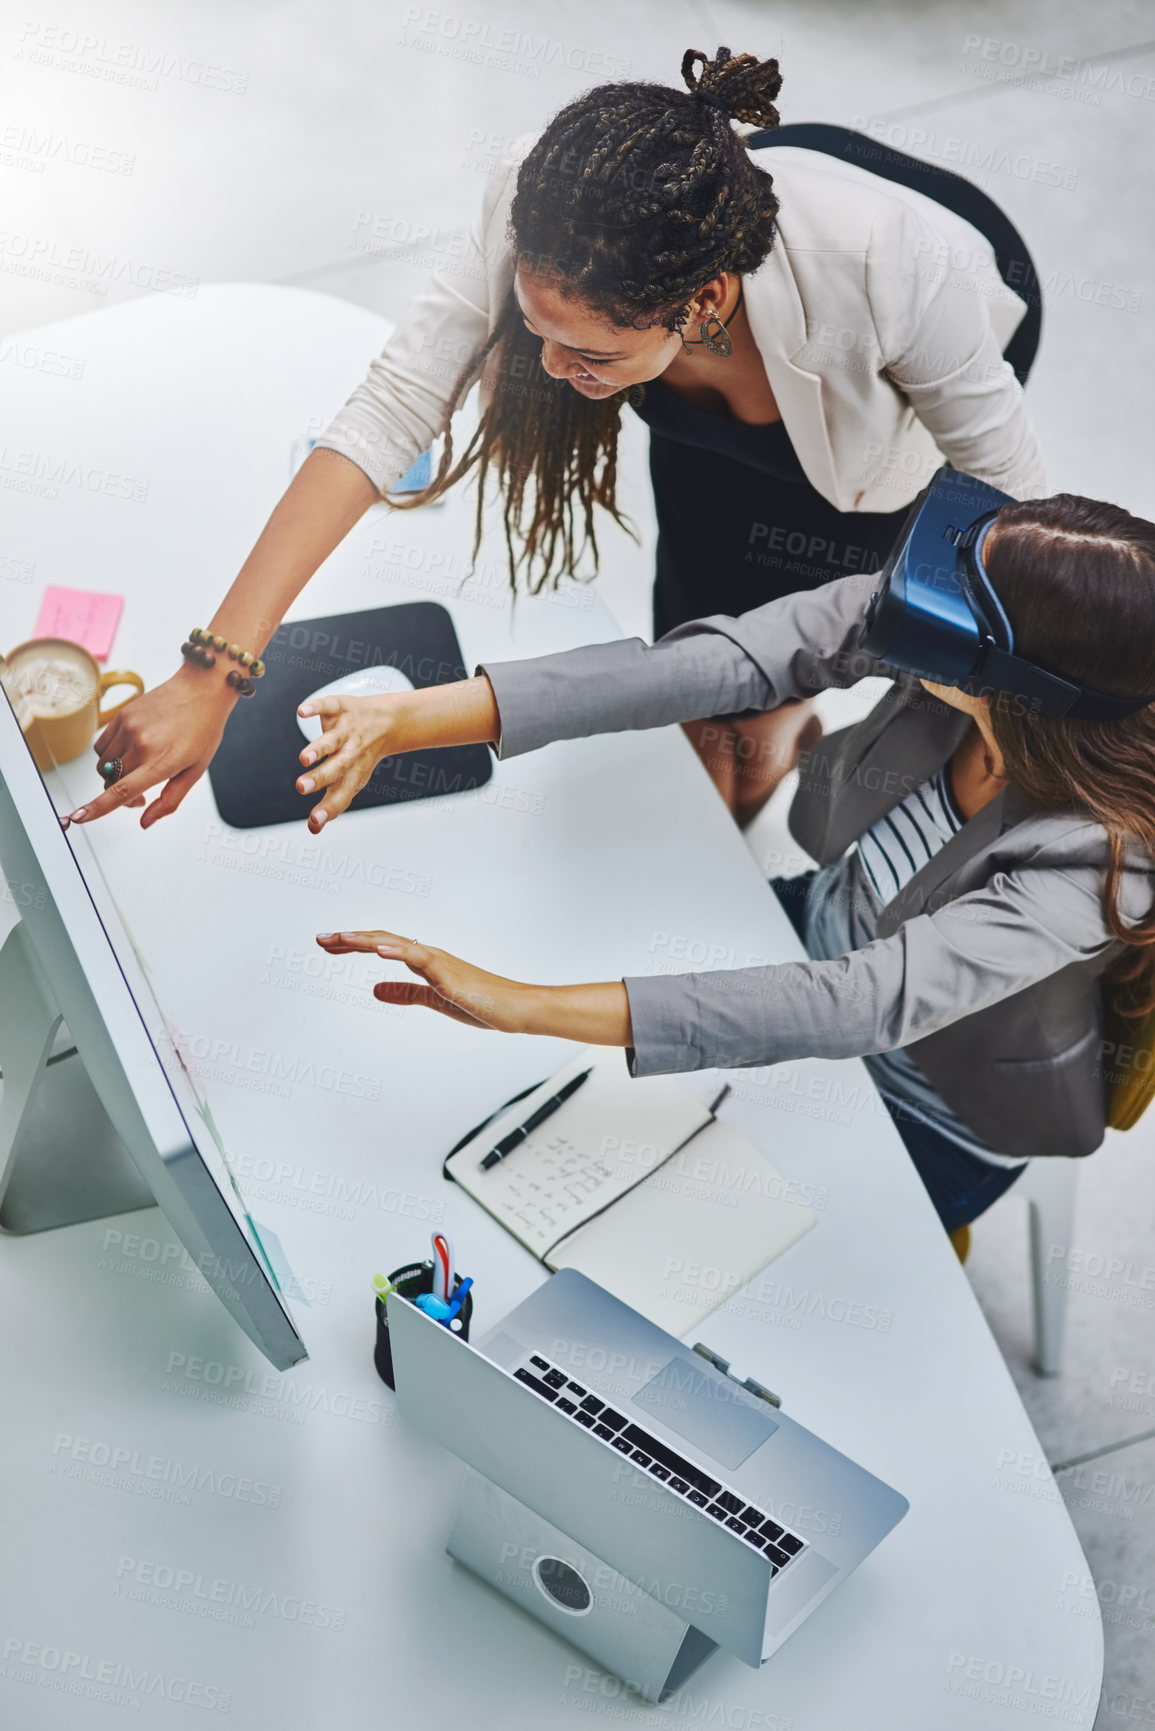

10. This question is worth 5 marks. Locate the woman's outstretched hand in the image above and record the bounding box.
[296,676,501,834]
[295,694,416,835]
[66,667,238,829]
[317,929,541,1031]
[315,929,634,1047]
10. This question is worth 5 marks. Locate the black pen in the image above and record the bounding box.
[480,1068,593,1170]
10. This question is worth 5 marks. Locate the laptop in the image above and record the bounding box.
[388,1268,907,1700]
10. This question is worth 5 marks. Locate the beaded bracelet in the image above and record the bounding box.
[180,628,266,698]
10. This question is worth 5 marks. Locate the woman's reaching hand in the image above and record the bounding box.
[315,929,634,1046]
[65,666,238,829]
[296,676,501,833]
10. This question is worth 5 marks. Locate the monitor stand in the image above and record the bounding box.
[447,1469,718,1705]
[0,922,154,1233]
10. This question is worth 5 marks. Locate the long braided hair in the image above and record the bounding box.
[384,47,784,592]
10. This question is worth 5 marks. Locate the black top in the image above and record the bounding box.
[630,375,809,484]
[633,368,907,642]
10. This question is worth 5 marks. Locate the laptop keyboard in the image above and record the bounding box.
[513,1353,807,1577]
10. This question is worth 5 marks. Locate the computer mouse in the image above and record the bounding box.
[297,663,415,744]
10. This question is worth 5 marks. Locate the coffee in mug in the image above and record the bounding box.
[2,636,144,773]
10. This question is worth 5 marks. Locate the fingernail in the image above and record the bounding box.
[312,809,328,828]
[298,704,314,716]
[299,778,314,793]
[377,944,401,957]
[69,808,87,822]
[316,932,334,942]
[302,751,316,765]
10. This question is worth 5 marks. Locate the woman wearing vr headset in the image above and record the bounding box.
[72,46,1044,834]
[303,475,1155,1237]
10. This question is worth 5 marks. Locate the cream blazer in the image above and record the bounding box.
[316,137,1046,513]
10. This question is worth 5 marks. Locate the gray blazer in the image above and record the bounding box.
[480,574,1154,1160]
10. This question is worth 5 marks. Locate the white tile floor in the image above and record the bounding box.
[3,2,1154,1723]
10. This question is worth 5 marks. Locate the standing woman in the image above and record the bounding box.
[73,46,1045,833]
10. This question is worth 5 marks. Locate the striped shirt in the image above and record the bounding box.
[858,768,963,903]
[804,767,1026,1169]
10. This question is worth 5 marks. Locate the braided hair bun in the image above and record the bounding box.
[681,45,783,129]
[509,45,784,330]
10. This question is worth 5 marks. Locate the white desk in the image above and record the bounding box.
[0,286,1102,1729]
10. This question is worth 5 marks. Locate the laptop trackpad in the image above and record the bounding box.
[632,1357,778,1469]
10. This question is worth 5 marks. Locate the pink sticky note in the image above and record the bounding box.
[34,586,124,661]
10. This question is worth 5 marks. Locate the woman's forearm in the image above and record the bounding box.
[207,447,380,654]
[522,981,634,1047]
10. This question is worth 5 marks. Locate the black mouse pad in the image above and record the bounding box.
[208,603,493,829]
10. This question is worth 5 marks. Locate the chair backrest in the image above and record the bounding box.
[747,122,1043,386]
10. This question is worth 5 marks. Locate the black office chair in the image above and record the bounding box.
[747,123,1043,386]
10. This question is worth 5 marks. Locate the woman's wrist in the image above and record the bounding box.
[519,981,633,1046]
[171,658,242,706]
[396,675,500,750]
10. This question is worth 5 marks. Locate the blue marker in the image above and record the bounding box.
[443,1276,473,1323]
[415,1277,473,1326]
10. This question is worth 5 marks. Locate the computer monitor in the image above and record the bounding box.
[0,676,307,1371]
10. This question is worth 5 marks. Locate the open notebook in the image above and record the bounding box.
[444,1048,817,1336]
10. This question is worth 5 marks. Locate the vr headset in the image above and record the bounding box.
[861,467,1150,720]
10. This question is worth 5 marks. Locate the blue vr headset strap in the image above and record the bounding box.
[958,515,1152,721]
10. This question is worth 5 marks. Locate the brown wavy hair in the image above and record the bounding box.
[383,47,784,592]
[984,495,1155,1014]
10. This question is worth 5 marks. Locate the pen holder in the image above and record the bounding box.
[374,1259,474,1390]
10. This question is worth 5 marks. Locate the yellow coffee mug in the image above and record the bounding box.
[2,636,145,773]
